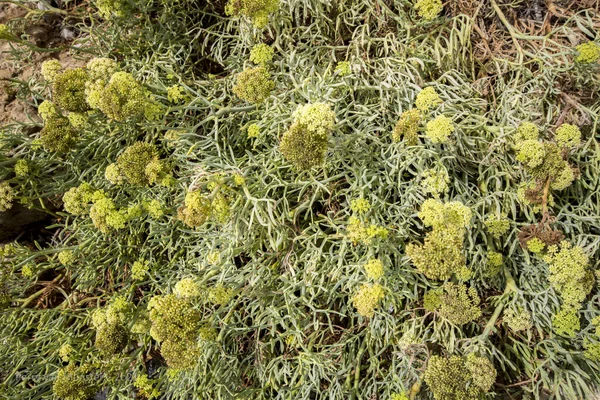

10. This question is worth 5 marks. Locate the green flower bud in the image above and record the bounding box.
[232,67,274,104]
[53,69,90,113]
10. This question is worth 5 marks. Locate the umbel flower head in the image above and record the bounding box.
[148,294,202,369]
[249,43,274,66]
[406,199,472,280]
[95,0,130,19]
[0,181,14,212]
[514,121,539,142]
[484,213,510,238]
[38,100,59,121]
[503,308,533,331]
[112,142,161,186]
[425,115,454,143]
[225,0,280,29]
[414,0,443,20]
[352,283,385,317]
[363,258,384,280]
[415,87,442,112]
[177,190,212,228]
[423,283,481,325]
[575,41,600,64]
[279,102,336,170]
[52,68,91,113]
[393,108,421,145]
[41,59,62,82]
[52,363,99,400]
[555,123,581,148]
[92,304,129,356]
[174,278,201,299]
[424,354,497,400]
[421,165,449,196]
[334,61,351,76]
[40,116,77,153]
[232,67,274,104]
[88,71,146,121]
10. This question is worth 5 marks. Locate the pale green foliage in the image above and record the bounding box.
[424,283,481,325]
[392,108,421,144]
[414,0,443,21]
[575,41,600,63]
[279,102,336,169]
[52,69,90,113]
[0,181,13,212]
[249,43,274,65]
[225,0,279,28]
[232,67,274,104]
[40,59,62,82]
[352,283,385,317]
[415,87,441,111]
[425,115,454,143]
[424,354,495,400]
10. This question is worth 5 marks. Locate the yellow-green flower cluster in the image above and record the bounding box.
[133,375,161,399]
[424,354,496,400]
[407,199,472,280]
[87,57,119,81]
[52,69,90,113]
[352,283,385,317]
[67,113,88,129]
[346,215,388,245]
[415,87,442,112]
[41,59,62,82]
[208,284,235,305]
[178,190,212,228]
[58,343,73,362]
[148,294,201,369]
[40,116,77,153]
[592,316,600,336]
[143,199,164,219]
[174,278,201,299]
[89,196,128,233]
[363,258,384,280]
[575,41,600,63]
[543,242,593,336]
[14,160,29,178]
[503,308,532,331]
[485,251,503,277]
[515,140,545,169]
[92,306,129,356]
[391,393,409,400]
[225,0,279,28]
[0,182,14,212]
[514,121,539,142]
[392,108,421,144]
[249,43,274,65]
[425,115,454,143]
[484,213,510,238]
[526,237,545,253]
[584,341,600,361]
[52,363,98,400]
[424,283,481,325]
[108,142,170,186]
[280,102,336,170]
[0,24,13,40]
[334,61,352,76]
[167,85,188,104]
[232,67,274,104]
[58,250,75,266]
[247,123,260,138]
[551,164,576,191]
[95,0,130,19]
[89,71,147,121]
[421,165,449,196]
[38,100,58,121]
[62,182,96,215]
[131,259,149,281]
[21,264,34,278]
[350,198,371,215]
[555,123,581,148]
[414,0,443,20]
